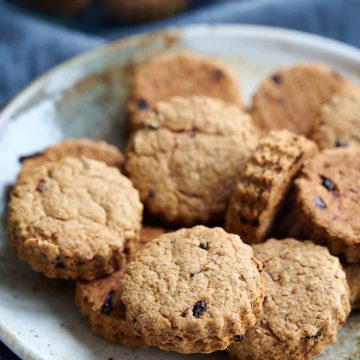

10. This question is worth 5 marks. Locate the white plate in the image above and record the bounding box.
[0,25,359,360]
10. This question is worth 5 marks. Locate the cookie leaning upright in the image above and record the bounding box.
[251,63,348,136]
[226,130,318,244]
[121,226,264,354]
[310,85,360,149]
[345,263,360,310]
[125,96,258,226]
[294,147,360,263]
[228,239,350,360]
[8,157,143,280]
[128,51,242,129]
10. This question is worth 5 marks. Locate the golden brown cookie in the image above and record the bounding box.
[125,96,258,226]
[18,0,89,17]
[18,139,124,182]
[310,85,360,149]
[251,63,348,136]
[121,226,264,354]
[74,226,163,346]
[8,157,143,280]
[295,147,360,263]
[128,51,242,128]
[345,263,360,311]
[228,239,350,360]
[99,0,189,23]
[225,130,318,244]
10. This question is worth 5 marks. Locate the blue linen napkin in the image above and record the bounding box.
[0,0,359,358]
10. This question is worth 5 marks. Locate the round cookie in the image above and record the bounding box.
[345,263,360,311]
[8,157,143,280]
[294,147,360,263]
[251,63,349,136]
[125,96,258,226]
[228,238,351,360]
[18,139,124,182]
[121,226,264,354]
[75,226,163,346]
[128,51,242,129]
[226,130,318,244]
[99,0,189,23]
[310,85,360,149]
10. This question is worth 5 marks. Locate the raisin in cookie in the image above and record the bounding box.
[128,51,242,128]
[251,63,349,136]
[121,226,263,353]
[310,85,360,149]
[226,130,318,244]
[125,96,258,226]
[18,139,124,182]
[345,263,360,311]
[228,238,350,360]
[295,147,360,263]
[74,226,162,346]
[8,157,142,280]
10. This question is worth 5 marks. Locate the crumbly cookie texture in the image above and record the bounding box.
[310,85,360,149]
[226,130,318,244]
[128,51,242,128]
[294,147,360,263]
[345,263,360,311]
[228,239,351,360]
[8,157,143,280]
[125,96,258,226]
[18,139,124,182]
[75,226,162,347]
[251,63,349,136]
[121,226,264,354]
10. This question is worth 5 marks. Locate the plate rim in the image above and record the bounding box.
[1,23,360,360]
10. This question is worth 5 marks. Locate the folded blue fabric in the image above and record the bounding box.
[0,0,359,107]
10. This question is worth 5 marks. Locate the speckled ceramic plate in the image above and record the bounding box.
[0,25,359,360]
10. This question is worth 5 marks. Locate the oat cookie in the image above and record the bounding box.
[295,147,360,263]
[228,239,350,360]
[8,157,142,280]
[345,263,360,311]
[74,227,162,346]
[128,51,242,128]
[226,130,318,244]
[18,139,124,182]
[310,85,360,149]
[125,96,258,226]
[121,226,263,353]
[251,63,348,136]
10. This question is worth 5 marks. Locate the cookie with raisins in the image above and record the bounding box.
[294,147,360,263]
[121,226,263,353]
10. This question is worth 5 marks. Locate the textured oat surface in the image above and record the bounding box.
[125,96,259,226]
[128,51,242,128]
[228,239,351,360]
[226,130,318,243]
[295,147,360,263]
[310,85,360,149]
[251,63,348,136]
[8,157,143,280]
[345,263,360,311]
[121,226,263,353]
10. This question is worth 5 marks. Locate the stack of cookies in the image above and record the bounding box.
[7,50,360,360]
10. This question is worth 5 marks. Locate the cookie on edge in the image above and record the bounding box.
[121,226,264,354]
[18,139,124,182]
[75,226,164,346]
[251,63,349,136]
[310,85,360,149]
[228,238,350,360]
[128,51,242,129]
[295,147,360,263]
[8,157,143,280]
[125,96,258,226]
[226,130,318,244]
[345,263,360,310]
